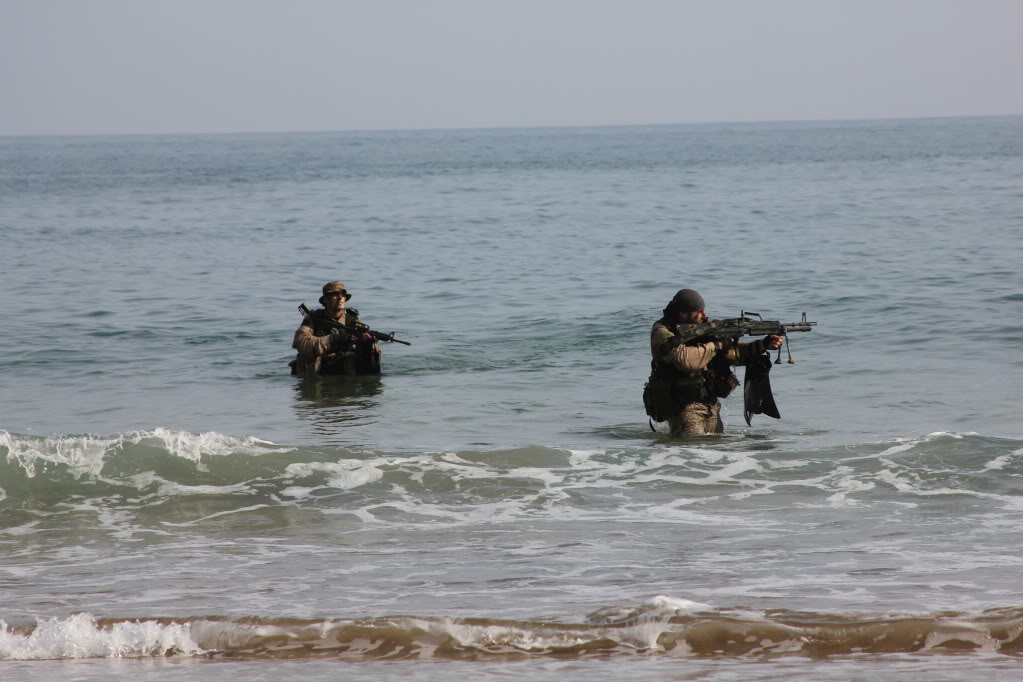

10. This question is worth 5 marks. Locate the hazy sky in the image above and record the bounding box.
[2,0,1020,135]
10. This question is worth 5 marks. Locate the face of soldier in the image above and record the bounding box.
[680,310,707,323]
[324,292,347,317]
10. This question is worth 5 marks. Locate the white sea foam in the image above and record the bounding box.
[402,616,644,653]
[824,473,877,506]
[0,614,202,660]
[144,478,257,497]
[300,445,814,527]
[875,431,979,455]
[0,428,287,477]
[0,520,40,537]
[159,504,272,527]
[873,441,920,459]
[921,625,1003,653]
[643,595,712,614]
[391,597,713,654]
[143,427,282,462]
[640,499,768,526]
[279,486,315,499]
[983,447,1023,471]
[0,430,117,477]
[284,460,384,490]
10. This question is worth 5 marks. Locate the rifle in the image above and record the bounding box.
[298,303,411,346]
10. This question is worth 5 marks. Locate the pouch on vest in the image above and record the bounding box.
[354,343,382,375]
[672,372,709,404]
[710,372,739,398]
[643,375,677,422]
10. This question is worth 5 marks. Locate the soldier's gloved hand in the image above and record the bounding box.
[763,335,783,351]
[328,332,352,353]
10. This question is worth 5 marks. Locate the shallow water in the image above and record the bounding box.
[1,116,1021,679]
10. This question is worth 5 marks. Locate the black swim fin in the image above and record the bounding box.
[743,353,781,426]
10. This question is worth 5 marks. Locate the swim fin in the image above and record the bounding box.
[743,353,781,426]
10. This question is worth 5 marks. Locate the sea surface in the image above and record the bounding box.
[1,116,1021,680]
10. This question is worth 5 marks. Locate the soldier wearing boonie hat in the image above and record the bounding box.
[290,280,382,376]
[643,289,783,437]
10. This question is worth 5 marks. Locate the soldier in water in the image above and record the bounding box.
[645,289,784,436]
[290,281,382,376]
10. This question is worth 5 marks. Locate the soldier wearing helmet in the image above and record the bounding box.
[645,289,783,436]
[290,281,382,376]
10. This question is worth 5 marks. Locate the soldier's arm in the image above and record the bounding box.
[652,325,718,371]
[292,323,334,357]
[724,338,769,365]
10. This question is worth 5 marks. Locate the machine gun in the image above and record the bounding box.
[298,303,411,346]
[673,311,816,364]
[669,312,816,426]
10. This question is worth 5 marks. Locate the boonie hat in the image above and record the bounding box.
[320,280,352,303]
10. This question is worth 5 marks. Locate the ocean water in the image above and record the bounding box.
[1,116,1021,680]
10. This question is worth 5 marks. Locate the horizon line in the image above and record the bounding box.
[2,112,1021,140]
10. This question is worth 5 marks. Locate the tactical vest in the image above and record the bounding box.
[293,308,382,376]
[643,320,739,422]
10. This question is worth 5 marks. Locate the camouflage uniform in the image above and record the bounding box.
[290,281,382,376]
[648,321,768,436]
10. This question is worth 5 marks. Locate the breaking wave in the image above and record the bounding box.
[3,599,1022,661]
[0,427,283,478]
[1,429,1021,526]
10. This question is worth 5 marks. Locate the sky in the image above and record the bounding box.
[1,0,1021,135]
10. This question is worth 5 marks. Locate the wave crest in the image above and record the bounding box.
[0,428,285,478]
[0,613,201,660]
[3,605,1022,660]
[2,430,1021,524]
